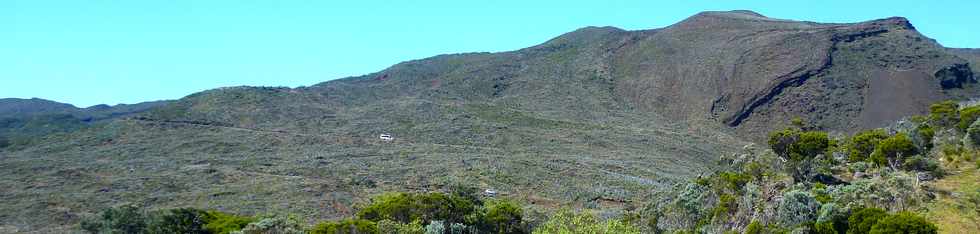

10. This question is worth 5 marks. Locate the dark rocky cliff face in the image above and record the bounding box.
[936,63,977,89]
[575,12,976,138]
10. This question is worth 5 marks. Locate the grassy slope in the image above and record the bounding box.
[0,101,743,232]
[925,163,980,233]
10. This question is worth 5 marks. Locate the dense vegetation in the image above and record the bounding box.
[80,191,646,234]
[636,100,980,233]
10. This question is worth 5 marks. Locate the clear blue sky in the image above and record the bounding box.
[3,0,978,107]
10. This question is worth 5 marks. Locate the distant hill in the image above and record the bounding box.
[0,98,169,147]
[0,98,78,118]
[1,11,977,232]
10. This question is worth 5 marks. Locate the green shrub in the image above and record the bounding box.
[377,220,424,234]
[816,203,848,234]
[776,190,820,228]
[358,193,416,223]
[849,162,870,173]
[846,207,887,234]
[357,192,476,225]
[694,177,710,186]
[811,184,832,204]
[81,206,255,234]
[479,200,525,234]
[742,161,774,180]
[311,218,378,234]
[745,220,763,234]
[847,129,889,162]
[769,129,831,161]
[718,172,751,192]
[743,220,788,234]
[81,205,148,234]
[929,101,959,127]
[791,131,831,161]
[667,182,712,229]
[769,128,802,159]
[792,117,806,128]
[814,221,838,234]
[831,173,923,211]
[148,208,210,234]
[915,124,935,150]
[233,215,305,234]
[424,220,444,234]
[901,155,942,175]
[204,211,255,234]
[958,105,980,131]
[769,129,831,182]
[449,223,468,234]
[869,133,916,166]
[967,119,980,146]
[868,212,937,234]
[712,194,737,221]
[531,210,640,234]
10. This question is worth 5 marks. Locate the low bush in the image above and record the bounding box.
[847,129,889,162]
[815,203,848,234]
[847,207,888,234]
[479,200,525,234]
[531,210,641,234]
[869,212,937,234]
[718,172,751,193]
[915,124,935,150]
[147,208,210,234]
[791,131,831,161]
[967,119,980,146]
[769,128,802,159]
[745,220,763,234]
[424,220,444,234]
[377,220,424,234]
[811,183,832,204]
[357,192,476,225]
[204,211,255,234]
[958,105,980,131]
[769,129,831,162]
[902,155,942,175]
[929,101,959,127]
[776,190,820,228]
[233,215,305,234]
[869,133,916,167]
[80,205,256,234]
[81,205,148,234]
[742,220,789,234]
[711,194,736,221]
[311,218,378,234]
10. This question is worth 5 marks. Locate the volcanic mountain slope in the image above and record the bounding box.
[1,10,978,232]
[146,10,977,139]
[950,48,980,71]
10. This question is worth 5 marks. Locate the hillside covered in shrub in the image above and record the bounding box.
[3,10,980,233]
[73,100,980,233]
[642,101,980,233]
